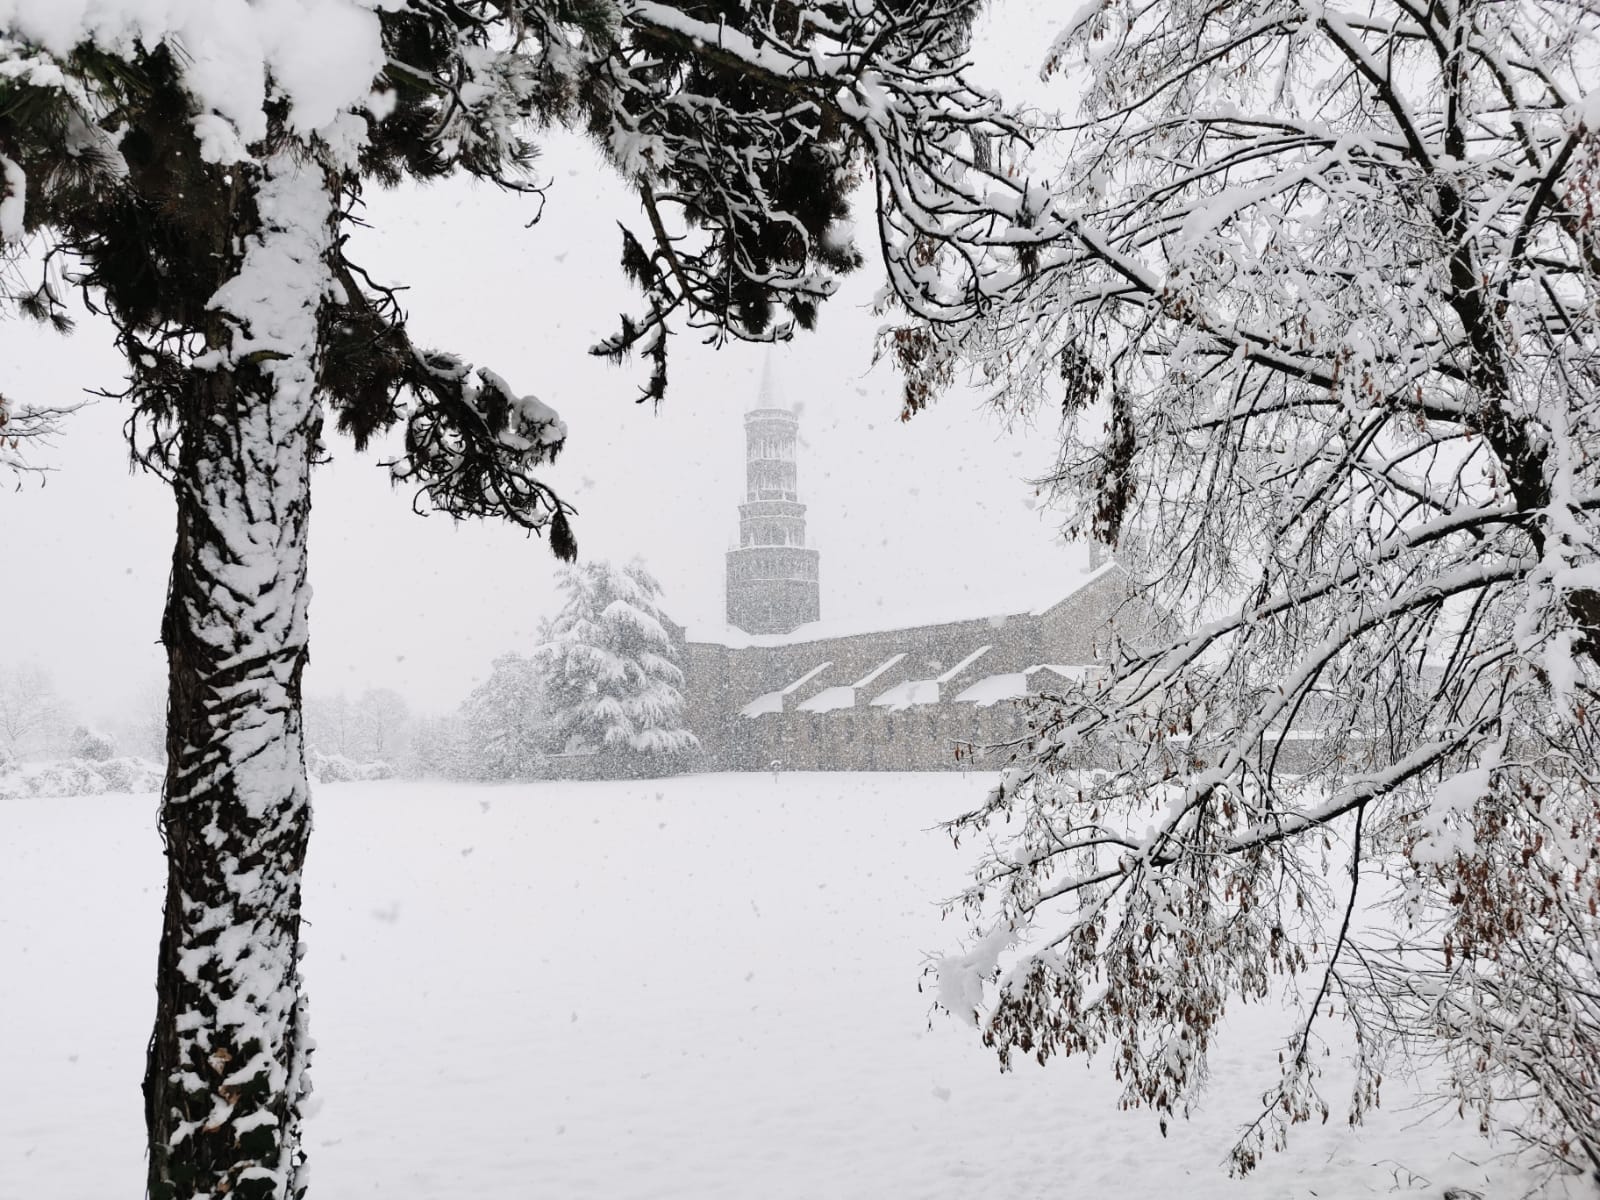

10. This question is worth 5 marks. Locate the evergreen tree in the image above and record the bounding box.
[539,560,698,768]
[404,712,469,780]
[458,652,550,780]
[1,2,1049,1192]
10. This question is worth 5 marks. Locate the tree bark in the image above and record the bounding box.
[143,152,330,1200]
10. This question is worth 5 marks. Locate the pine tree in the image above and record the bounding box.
[403,712,469,781]
[1,5,1051,1193]
[458,652,550,780]
[539,559,698,770]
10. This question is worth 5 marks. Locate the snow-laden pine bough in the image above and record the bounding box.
[925,0,1600,1179]
[0,1,1062,1196]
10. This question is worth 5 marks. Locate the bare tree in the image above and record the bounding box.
[304,692,355,760]
[119,677,168,763]
[0,660,69,758]
[926,0,1600,1178]
[353,688,411,763]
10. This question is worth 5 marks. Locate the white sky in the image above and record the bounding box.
[1,7,1078,721]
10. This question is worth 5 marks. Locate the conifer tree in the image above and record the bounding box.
[538,559,698,768]
[458,652,550,780]
[1,3,1048,1194]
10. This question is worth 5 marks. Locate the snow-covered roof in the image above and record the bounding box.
[796,653,906,714]
[937,645,992,683]
[869,646,993,712]
[740,661,831,718]
[870,678,939,711]
[741,693,784,718]
[796,685,857,714]
[687,564,1120,648]
[952,663,1106,707]
[853,652,907,688]
[1028,663,1099,682]
[952,673,1028,706]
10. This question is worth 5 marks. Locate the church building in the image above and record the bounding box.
[680,383,1139,771]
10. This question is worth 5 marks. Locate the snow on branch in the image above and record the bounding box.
[933,0,1600,1176]
[592,0,1061,403]
[0,392,74,478]
[388,354,575,554]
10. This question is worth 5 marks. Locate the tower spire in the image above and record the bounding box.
[757,351,784,410]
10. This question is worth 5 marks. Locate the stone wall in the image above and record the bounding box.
[684,566,1148,771]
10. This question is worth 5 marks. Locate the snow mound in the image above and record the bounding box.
[0,755,164,799]
[307,748,395,784]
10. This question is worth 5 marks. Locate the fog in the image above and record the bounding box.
[2,122,1078,723]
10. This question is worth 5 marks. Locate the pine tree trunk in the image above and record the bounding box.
[143,152,330,1200]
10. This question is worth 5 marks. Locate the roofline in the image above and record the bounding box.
[1028,560,1124,617]
[688,560,1125,649]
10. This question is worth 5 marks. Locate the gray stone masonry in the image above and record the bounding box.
[686,565,1149,771]
[725,406,821,634]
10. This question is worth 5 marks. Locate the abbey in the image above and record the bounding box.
[680,385,1140,772]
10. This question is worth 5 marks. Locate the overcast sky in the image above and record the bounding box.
[2,6,1077,721]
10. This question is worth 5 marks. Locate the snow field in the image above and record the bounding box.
[0,773,1576,1198]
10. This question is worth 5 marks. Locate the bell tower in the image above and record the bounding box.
[725,362,821,634]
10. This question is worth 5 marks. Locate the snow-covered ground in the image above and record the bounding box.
[1,773,1576,1199]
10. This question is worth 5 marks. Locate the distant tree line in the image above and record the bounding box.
[6,558,694,786]
[299,558,697,782]
[0,659,164,765]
